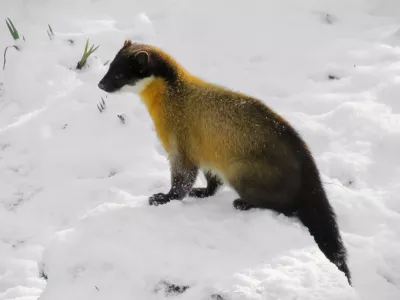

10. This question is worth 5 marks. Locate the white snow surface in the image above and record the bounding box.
[1,0,400,299]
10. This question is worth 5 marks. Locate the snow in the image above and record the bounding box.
[1,0,400,299]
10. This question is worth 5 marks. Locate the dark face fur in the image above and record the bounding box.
[98,41,151,93]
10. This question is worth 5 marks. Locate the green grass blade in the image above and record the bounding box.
[6,19,14,35]
[6,20,17,39]
[84,39,89,55]
[88,45,99,55]
[7,18,17,32]
[6,18,15,34]
[77,40,100,69]
[6,18,20,40]
[6,18,19,39]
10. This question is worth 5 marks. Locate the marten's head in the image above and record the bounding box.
[98,40,179,94]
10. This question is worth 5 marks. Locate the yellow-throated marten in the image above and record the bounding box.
[98,40,351,284]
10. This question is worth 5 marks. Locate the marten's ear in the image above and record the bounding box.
[123,39,132,47]
[135,51,150,71]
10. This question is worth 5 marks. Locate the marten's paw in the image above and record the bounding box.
[149,193,171,206]
[233,199,253,211]
[189,188,212,198]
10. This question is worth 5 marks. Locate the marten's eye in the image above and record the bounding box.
[115,74,124,80]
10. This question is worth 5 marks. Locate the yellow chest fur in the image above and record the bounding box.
[140,79,171,153]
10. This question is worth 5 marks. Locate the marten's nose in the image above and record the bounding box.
[98,82,105,90]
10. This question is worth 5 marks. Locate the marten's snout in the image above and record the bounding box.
[97,80,111,92]
[98,79,118,93]
[98,82,105,90]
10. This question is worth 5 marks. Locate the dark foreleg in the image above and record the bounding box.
[189,170,223,198]
[149,153,198,206]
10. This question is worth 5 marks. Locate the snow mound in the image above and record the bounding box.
[39,199,355,300]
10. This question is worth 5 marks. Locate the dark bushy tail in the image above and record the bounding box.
[296,155,352,285]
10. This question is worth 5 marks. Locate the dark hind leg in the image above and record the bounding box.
[230,165,300,216]
[189,170,223,198]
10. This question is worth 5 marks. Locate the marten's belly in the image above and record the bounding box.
[187,123,294,184]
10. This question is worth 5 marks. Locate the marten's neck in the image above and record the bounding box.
[138,53,206,104]
[139,77,171,153]
[140,78,167,107]
[150,50,206,86]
